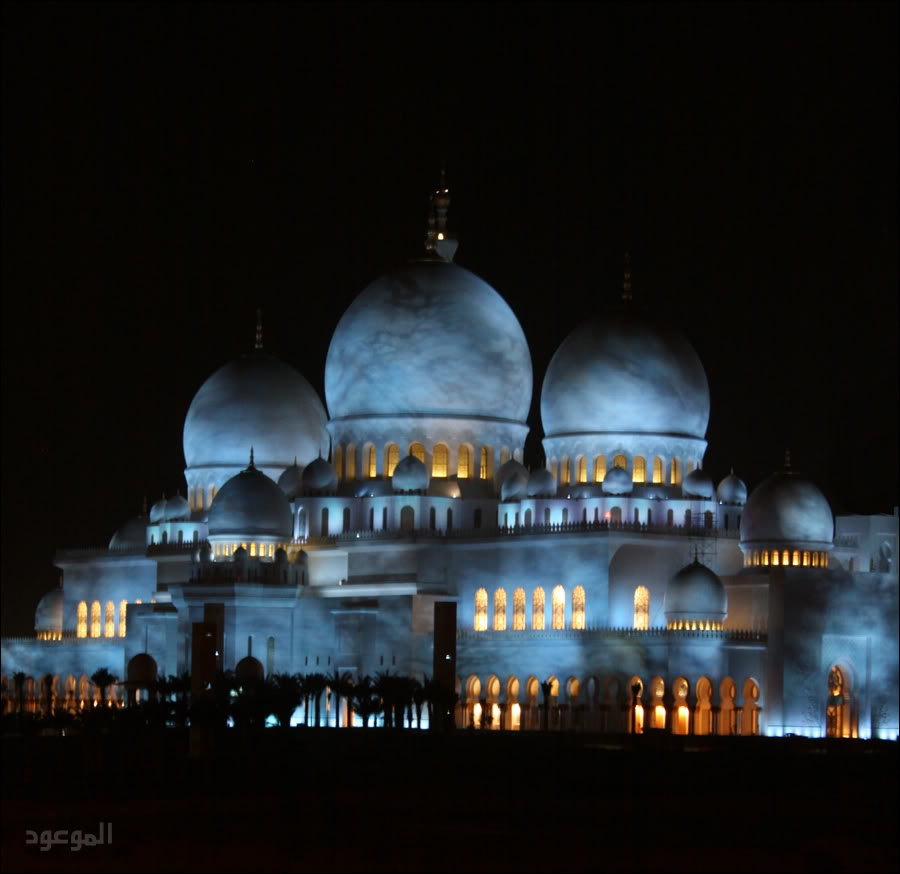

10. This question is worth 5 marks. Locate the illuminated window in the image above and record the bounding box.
[335,446,343,482]
[346,445,357,480]
[772,550,779,566]
[457,446,470,479]
[410,443,425,464]
[250,542,257,557]
[532,587,545,630]
[197,488,204,511]
[76,601,87,638]
[633,456,646,483]
[513,588,525,630]
[576,456,586,483]
[593,455,606,482]
[551,585,565,629]
[90,601,101,638]
[189,487,195,511]
[670,457,682,485]
[269,543,275,558]
[782,550,789,566]
[762,550,769,566]
[385,444,399,477]
[613,454,626,470]
[118,600,127,637]
[367,445,376,478]
[633,586,649,630]
[474,588,488,631]
[822,552,828,568]
[653,457,663,484]
[104,601,115,638]
[480,447,488,479]
[753,550,759,566]
[572,586,585,629]
[792,550,800,567]
[802,551,810,566]
[561,457,571,484]
[432,444,448,478]
[493,588,507,630]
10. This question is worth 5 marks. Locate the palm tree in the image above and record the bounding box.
[12,672,26,716]
[271,673,303,729]
[91,668,118,709]
[326,669,353,728]
[352,675,382,728]
[412,677,426,729]
[540,680,554,732]
[305,673,328,727]
[40,674,55,718]
[374,671,397,728]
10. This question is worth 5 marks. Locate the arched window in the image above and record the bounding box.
[633,586,649,630]
[822,552,828,568]
[647,508,653,525]
[704,510,714,529]
[513,588,525,630]
[474,588,488,631]
[162,530,168,544]
[762,550,769,566]
[90,601,101,638]
[432,444,448,478]
[613,454,626,470]
[457,445,470,479]
[532,587,545,630]
[551,459,558,481]
[335,446,344,482]
[782,549,789,566]
[653,457,664,484]
[634,507,640,524]
[633,456,646,483]
[753,550,760,566]
[493,588,507,630]
[576,456,587,483]
[562,507,569,524]
[447,508,453,531]
[76,601,87,638]
[196,487,204,511]
[177,529,183,544]
[551,585,565,629]
[684,509,692,527]
[670,457,682,485]
[610,506,622,523]
[367,445,377,478]
[561,457,571,485]
[667,508,674,526]
[400,506,415,530]
[189,487,195,511]
[119,600,127,637]
[544,507,551,525]
[479,447,489,479]
[524,509,532,527]
[369,508,374,531]
[772,549,779,566]
[343,507,351,533]
[385,444,399,477]
[473,508,482,529]
[802,550,810,566]
[593,455,606,482]
[792,549,800,566]
[321,507,329,536]
[572,585,585,629]
[104,601,115,638]
[345,445,357,480]
[429,507,436,530]
[410,443,425,464]
[382,507,388,529]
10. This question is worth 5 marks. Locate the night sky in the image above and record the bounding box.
[2,2,897,635]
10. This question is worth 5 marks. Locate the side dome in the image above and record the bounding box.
[541,307,709,439]
[184,352,328,470]
[149,496,168,524]
[302,457,337,494]
[392,455,429,492]
[163,493,190,521]
[35,589,63,633]
[109,515,148,550]
[664,559,728,624]
[207,461,292,540]
[325,261,532,422]
[683,468,714,499]
[602,466,633,496]
[494,459,528,493]
[740,470,834,550]
[500,470,529,501]
[278,459,305,499]
[527,468,557,498]
[717,469,747,505]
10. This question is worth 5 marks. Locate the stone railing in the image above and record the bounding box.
[457,627,767,642]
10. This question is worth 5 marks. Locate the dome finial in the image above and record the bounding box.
[424,165,458,262]
[785,448,791,470]
[255,309,263,351]
[622,252,632,302]
[249,447,255,469]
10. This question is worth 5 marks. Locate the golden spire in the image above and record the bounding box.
[424,164,457,261]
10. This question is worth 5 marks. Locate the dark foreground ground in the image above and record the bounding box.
[2,728,897,873]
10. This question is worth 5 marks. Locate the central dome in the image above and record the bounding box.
[325,261,532,423]
[541,307,710,439]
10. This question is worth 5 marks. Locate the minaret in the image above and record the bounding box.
[622,252,632,302]
[255,309,263,351]
[424,166,458,262]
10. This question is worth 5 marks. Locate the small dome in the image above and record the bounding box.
[500,471,529,501]
[233,545,248,563]
[717,470,747,505]
[494,458,528,493]
[207,462,292,540]
[275,546,287,564]
[164,493,190,521]
[302,457,337,494]
[149,496,168,524]
[664,559,728,622]
[740,470,834,549]
[602,466,633,496]
[527,469,557,497]
[235,656,264,684]
[683,468,715,499]
[392,455,429,492]
[278,460,305,499]
[127,653,158,687]
[35,589,63,632]
[109,515,148,550]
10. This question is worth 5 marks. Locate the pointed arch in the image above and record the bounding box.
[633,586,649,630]
[457,445,470,479]
[90,601,101,638]
[409,442,425,463]
[76,601,87,638]
[474,588,488,631]
[593,455,606,482]
[513,588,525,630]
[652,457,664,484]
[572,585,585,629]
[493,588,507,631]
[118,600,127,637]
[104,600,115,638]
[432,443,449,478]
[551,584,565,629]
[384,443,399,477]
[632,456,646,483]
[532,587,545,630]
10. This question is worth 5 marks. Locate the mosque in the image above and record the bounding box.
[2,180,898,740]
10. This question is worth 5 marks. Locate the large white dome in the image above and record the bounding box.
[541,307,710,439]
[325,260,532,423]
[184,352,329,470]
[740,471,834,549]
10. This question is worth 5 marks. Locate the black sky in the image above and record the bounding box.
[2,2,898,635]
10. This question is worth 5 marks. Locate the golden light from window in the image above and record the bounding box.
[197,488,204,511]
[561,457,570,485]
[368,445,376,478]
[90,601,101,638]
[335,446,344,482]
[792,550,800,566]
[104,601,115,638]
[753,551,759,566]
[513,588,525,630]
[771,550,779,566]
[594,455,606,482]
[76,601,87,638]
[633,586,649,630]
[473,702,482,728]
[250,542,257,557]
[474,588,487,631]
[652,457,663,484]
[385,444,399,477]
[572,585,585,630]
[408,442,425,464]
[479,447,488,479]
[493,588,507,631]
[532,587,545,630]
[655,704,666,728]
[457,445,469,479]
[346,445,357,480]
[686,460,695,475]
[678,704,689,734]
[613,454,626,470]
[432,444,448,478]
[551,585,565,629]
[822,552,828,568]
[670,457,682,485]
[268,543,275,558]
[511,702,521,730]
[633,456,646,483]
[802,551,810,566]
[437,232,444,240]
[551,459,558,482]
[119,600,127,637]
[576,456,586,483]
[634,703,644,733]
